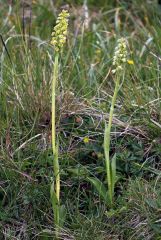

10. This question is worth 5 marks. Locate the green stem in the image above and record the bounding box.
[104,74,120,205]
[52,53,59,157]
[51,53,60,224]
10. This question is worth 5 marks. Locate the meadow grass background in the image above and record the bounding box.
[0,0,161,239]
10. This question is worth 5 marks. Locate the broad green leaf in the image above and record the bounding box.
[87,177,109,204]
[67,166,89,177]
[59,204,67,227]
[50,181,59,225]
[105,206,127,217]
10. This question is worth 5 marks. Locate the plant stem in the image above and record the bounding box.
[51,53,60,219]
[104,74,120,205]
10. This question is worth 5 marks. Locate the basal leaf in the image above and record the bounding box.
[87,177,109,204]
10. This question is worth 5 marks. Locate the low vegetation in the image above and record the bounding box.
[0,0,161,239]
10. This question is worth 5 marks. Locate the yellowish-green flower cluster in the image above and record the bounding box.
[51,10,70,52]
[112,38,127,74]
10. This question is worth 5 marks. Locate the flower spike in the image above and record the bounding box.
[51,10,70,52]
[112,38,127,73]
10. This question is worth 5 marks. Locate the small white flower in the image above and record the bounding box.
[117,66,123,70]
[111,69,116,74]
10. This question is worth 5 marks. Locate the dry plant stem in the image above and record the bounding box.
[52,53,60,206]
[104,74,120,205]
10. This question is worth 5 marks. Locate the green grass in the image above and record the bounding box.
[0,0,161,239]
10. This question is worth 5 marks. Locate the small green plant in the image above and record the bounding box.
[50,9,70,236]
[88,38,127,207]
[104,38,127,206]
